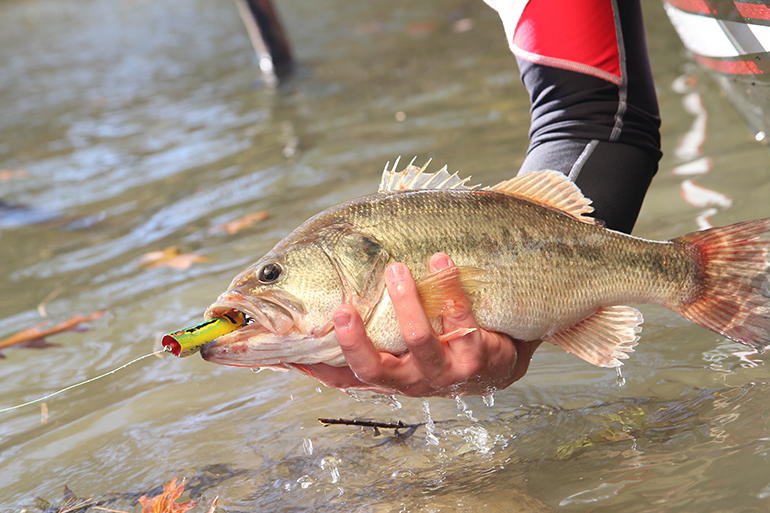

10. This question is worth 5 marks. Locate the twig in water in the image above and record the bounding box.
[318,418,407,429]
[318,417,420,438]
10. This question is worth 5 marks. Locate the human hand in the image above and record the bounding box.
[300,253,541,397]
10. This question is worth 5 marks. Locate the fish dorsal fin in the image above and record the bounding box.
[379,157,477,193]
[486,170,601,226]
[543,305,643,368]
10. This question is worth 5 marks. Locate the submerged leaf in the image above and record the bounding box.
[211,210,269,235]
[136,247,211,270]
[0,310,107,354]
[0,168,27,181]
[137,478,205,513]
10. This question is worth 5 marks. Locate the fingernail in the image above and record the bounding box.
[431,252,452,271]
[387,262,407,280]
[387,263,409,295]
[334,310,352,330]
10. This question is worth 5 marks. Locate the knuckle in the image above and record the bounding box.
[404,327,436,348]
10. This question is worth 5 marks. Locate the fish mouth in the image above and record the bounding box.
[204,291,300,337]
[200,292,343,367]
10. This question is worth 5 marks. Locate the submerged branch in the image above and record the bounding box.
[317,418,408,429]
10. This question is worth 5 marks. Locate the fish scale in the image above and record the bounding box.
[328,189,693,340]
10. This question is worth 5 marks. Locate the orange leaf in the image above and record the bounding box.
[204,497,218,513]
[136,247,211,270]
[0,310,107,352]
[406,21,435,35]
[137,478,199,513]
[0,169,27,181]
[212,210,269,235]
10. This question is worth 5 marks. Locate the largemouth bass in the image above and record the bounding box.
[201,161,770,370]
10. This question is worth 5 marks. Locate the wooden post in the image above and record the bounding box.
[234,0,293,85]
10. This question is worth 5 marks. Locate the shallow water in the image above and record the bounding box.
[2,0,770,511]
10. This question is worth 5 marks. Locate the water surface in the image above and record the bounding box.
[2,0,770,511]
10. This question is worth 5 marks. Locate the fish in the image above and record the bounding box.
[200,160,770,370]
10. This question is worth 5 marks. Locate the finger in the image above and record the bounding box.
[332,305,388,383]
[509,340,542,382]
[385,262,448,372]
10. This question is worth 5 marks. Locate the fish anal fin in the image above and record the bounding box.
[543,306,643,368]
[415,266,485,318]
[487,170,601,226]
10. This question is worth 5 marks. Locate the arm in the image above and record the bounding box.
[302,0,658,395]
[301,253,540,397]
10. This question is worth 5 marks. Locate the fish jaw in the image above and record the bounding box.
[200,327,345,367]
[201,295,346,367]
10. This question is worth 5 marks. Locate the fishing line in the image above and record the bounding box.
[0,348,169,414]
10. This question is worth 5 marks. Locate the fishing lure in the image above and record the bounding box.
[162,312,245,357]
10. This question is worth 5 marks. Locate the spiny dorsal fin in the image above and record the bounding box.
[543,305,643,368]
[379,157,477,193]
[486,170,600,226]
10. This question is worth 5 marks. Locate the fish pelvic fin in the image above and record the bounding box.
[379,158,477,193]
[486,170,602,226]
[439,327,478,343]
[415,266,485,318]
[674,218,770,352]
[543,306,643,368]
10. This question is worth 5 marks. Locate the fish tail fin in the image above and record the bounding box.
[674,218,770,352]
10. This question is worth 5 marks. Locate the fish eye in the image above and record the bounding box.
[257,262,283,284]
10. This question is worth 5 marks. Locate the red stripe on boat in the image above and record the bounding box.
[665,0,717,15]
[735,3,770,20]
[667,0,770,21]
[695,54,764,74]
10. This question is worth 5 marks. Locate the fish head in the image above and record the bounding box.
[201,227,392,367]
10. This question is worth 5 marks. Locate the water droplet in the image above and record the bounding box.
[321,457,341,484]
[616,367,626,387]
[251,367,263,373]
[454,395,477,422]
[482,392,495,407]
[422,399,440,446]
[302,437,313,455]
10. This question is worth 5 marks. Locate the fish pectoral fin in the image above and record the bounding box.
[543,306,643,368]
[415,266,485,317]
[486,170,602,226]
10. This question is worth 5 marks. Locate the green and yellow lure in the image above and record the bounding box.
[162,312,245,357]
